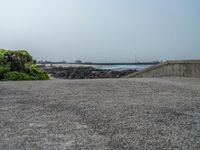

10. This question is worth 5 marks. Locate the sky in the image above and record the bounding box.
[0,0,200,62]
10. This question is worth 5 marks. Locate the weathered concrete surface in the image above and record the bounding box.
[126,60,200,78]
[0,78,200,150]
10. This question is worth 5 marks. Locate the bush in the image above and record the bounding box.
[0,49,7,65]
[17,50,33,62]
[0,66,9,80]
[29,64,49,80]
[5,72,34,81]
[0,49,49,81]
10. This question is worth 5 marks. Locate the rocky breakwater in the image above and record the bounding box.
[41,66,137,79]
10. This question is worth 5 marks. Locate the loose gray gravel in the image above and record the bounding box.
[0,78,200,150]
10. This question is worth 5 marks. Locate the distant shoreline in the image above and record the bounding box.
[38,63,153,71]
[38,61,160,66]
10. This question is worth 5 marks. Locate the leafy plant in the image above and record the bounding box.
[0,66,9,80]
[0,49,49,81]
[5,71,34,81]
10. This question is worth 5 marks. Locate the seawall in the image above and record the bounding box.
[125,60,200,78]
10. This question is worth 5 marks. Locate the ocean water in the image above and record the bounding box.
[97,65,152,71]
[45,64,152,71]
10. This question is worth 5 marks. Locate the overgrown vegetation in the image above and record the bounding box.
[0,49,49,81]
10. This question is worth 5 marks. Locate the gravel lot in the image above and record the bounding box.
[0,78,200,150]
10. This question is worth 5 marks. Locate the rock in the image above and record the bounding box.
[41,66,137,79]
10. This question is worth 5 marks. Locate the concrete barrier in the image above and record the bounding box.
[125,60,200,78]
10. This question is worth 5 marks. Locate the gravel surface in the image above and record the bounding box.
[0,78,200,150]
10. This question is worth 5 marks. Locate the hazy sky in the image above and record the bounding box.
[0,0,200,62]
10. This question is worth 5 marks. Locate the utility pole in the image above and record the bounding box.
[135,54,137,63]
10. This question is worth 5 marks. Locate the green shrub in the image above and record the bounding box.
[0,49,7,65]
[0,66,9,73]
[17,50,33,62]
[5,71,34,81]
[0,49,49,81]
[0,66,9,80]
[29,64,49,80]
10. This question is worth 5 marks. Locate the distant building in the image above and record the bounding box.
[75,60,82,64]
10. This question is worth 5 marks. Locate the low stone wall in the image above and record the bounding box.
[126,60,200,78]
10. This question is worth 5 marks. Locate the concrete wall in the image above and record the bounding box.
[126,60,200,78]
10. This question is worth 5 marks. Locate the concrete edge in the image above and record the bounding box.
[124,60,200,78]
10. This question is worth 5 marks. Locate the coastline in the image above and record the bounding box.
[39,65,138,79]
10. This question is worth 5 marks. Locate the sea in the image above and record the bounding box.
[97,64,152,71]
[45,64,152,71]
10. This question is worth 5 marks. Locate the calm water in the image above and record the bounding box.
[46,64,152,71]
[96,65,152,71]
